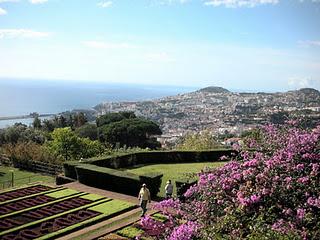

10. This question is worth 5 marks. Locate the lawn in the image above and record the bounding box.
[0,166,55,190]
[126,161,226,197]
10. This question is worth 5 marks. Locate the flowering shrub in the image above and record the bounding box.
[141,123,320,239]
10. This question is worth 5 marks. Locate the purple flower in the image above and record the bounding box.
[296,208,306,220]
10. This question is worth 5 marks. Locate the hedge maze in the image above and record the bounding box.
[0,184,137,240]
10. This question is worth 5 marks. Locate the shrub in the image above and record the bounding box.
[2,142,63,165]
[75,164,162,198]
[141,122,320,239]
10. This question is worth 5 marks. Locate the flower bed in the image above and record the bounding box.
[0,196,93,231]
[0,185,137,240]
[0,188,80,215]
[1,209,100,240]
[0,185,53,202]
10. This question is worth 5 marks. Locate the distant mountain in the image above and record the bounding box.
[197,86,230,93]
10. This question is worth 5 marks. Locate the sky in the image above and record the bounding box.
[0,0,320,91]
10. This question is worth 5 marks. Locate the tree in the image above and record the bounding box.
[96,111,136,127]
[176,131,222,150]
[42,119,55,132]
[99,118,162,149]
[47,127,80,161]
[75,123,98,140]
[47,127,103,161]
[73,112,87,128]
[32,115,42,129]
[0,123,47,145]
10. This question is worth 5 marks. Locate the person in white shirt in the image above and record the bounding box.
[165,180,173,199]
[138,183,151,217]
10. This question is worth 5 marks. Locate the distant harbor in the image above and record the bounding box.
[0,114,54,129]
[0,113,54,121]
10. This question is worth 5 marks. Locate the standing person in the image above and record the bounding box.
[165,180,173,199]
[138,183,151,217]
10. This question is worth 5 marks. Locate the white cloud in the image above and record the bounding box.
[0,7,7,15]
[288,76,320,89]
[298,40,320,47]
[97,1,112,8]
[203,0,279,8]
[146,52,175,62]
[0,29,51,39]
[29,0,48,4]
[0,0,19,2]
[82,41,138,49]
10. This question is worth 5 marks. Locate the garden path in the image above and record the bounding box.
[57,182,158,240]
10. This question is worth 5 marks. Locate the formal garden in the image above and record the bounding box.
[0,184,136,240]
[0,112,319,239]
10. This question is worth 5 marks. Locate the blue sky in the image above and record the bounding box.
[0,0,319,91]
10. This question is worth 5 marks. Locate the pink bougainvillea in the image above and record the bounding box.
[141,122,320,239]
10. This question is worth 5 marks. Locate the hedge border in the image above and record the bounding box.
[63,150,234,198]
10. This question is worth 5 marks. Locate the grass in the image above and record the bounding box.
[38,200,137,240]
[0,166,55,190]
[80,193,107,201]
[89,199,135,214]
[70,208,142,240]
[117,226,145,239]
[126,161,227,197]
[151,213,167,222]
[0,198,110,237]
[45,188,79,198]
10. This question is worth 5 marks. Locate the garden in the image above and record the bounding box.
[126,161,226,197]
[0,166,55,190]
[136,122,320,239]
[0,184,137,240]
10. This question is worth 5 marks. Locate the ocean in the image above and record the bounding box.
[0,79,196,128]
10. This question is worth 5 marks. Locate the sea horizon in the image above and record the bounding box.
[0,79,198,118]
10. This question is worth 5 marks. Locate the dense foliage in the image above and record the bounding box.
[98,112,162,149]
[2,142,63,164]
[47,127,103,161]
[176,131,222,150]
[141,122,320,239]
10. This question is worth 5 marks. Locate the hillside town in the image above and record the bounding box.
[94,87,320,146]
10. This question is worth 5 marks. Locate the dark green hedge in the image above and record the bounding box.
[56,175,76,185]
[75,164,162,198]
[63,149,234,198]
[63,161,80,179]
[89,149,235,169]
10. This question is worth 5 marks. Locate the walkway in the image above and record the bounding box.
[57,182,157,240]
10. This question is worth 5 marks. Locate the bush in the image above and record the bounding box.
[56,175,76,185]
[2,142,63,165]
[89,150,235,169]
[141,123,320,239]
[75,164,162,198]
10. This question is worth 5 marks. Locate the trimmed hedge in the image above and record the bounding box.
[75,164,162,197]
[63,150,234,198]
[89,150,234,169]
[64,150,234,177]
[56,175,76,185]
